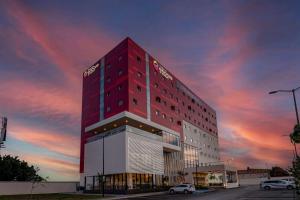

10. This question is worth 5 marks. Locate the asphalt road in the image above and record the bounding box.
[124,185,298,200]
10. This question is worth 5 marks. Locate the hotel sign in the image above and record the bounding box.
[153,60,173,80]
[84,63,100,77]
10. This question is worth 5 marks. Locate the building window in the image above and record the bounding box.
[163,89,167,94]
[171,105,175,111]
[177,121,182,126]
[155,96,161,103]
[137,72,142,78]
[107,76,111,83]
[188,105,191,110]
[154,83,159,88]
[162,113,166,119]
[137,56,141,63]
[118,69,123,76]
[204,108,207,112]
[118,56,123,61]
[118,85,122,91]
[107,64,111,69]
[155,110,160,116]
[106,106,111,112]
[106,91,110,97]
[137,85,142,92]
[133,98,138,105]
[163,101,167,106]
[118,99,124,106]
[169,117,174,123]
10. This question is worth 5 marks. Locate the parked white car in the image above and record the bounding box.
[169,184,196,194]
[260,180,295,190]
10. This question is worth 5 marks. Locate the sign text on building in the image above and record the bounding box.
[84,63,100,77]
[153,60,173,80]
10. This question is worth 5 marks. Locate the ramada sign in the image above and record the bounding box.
[84,60,173,80]
[153,60,173,80]
[84,63,100,77]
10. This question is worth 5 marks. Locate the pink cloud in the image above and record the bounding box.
[9,123,79,158]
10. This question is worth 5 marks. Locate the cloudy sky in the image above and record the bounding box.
[0,0,299,181]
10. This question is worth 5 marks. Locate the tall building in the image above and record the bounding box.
[80,37,223,193]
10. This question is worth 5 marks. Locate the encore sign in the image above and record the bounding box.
[84,63,100,77]
[153,60,173,80]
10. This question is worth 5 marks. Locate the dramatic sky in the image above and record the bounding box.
[0,0,299,181]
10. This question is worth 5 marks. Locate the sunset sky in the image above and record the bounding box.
[0,0,299,181]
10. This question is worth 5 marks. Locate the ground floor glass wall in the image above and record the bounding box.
[84,173,166,194]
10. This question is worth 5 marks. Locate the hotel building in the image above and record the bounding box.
[80,37,234,193]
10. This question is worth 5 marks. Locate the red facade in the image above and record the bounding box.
[80,37,218,173]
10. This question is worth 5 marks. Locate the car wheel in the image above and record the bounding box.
[287,185,293,190]
[184,189,189,194]
[169,189,175,194]
[264,186,271,190]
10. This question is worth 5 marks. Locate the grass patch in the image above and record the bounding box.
[0,193,109,200]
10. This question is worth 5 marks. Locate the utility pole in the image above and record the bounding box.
[269,86,300,157]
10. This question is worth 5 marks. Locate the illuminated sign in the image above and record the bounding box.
[153,60,173,80]
[84,63,100,77]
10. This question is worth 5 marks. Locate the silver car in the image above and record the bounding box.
[169,184,196,194]
[260,180,295,190]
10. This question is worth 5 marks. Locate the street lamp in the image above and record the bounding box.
[269,86,300,157]
[269,87,300,125]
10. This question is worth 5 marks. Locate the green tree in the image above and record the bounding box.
[290,124,300,144]
[0,155,44,181]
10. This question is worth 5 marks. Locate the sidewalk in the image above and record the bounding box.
[94,191,167,200]
[92,189,215,199]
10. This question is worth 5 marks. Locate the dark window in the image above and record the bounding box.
[156,96,161,103]
[137,85,142,92]
[137,72,142,78]
[118,69,123,76]
[205,117,208,121]
[177,121,182,126]
[137,56,141,63]
[154,83,159,88]
[118,100,124,106]
[133,98,138,105]
[204,108,207,112]
[192,99,195,103]
[106,92,110,97]
[155,110,160,116]
[171,105,175,111]
[169,117,174,123]
[188,105,192,110]
[118,85,122,91]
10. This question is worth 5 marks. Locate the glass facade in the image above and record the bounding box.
[162,131,180,146]
[183,143,199,168]
[84,173,166,194]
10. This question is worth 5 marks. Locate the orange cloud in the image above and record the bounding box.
[9,123,79,158]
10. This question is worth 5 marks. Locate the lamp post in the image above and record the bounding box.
[269,86,300,157]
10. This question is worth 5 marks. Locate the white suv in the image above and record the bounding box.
[169,184,196,194]
[261,180,295,190]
